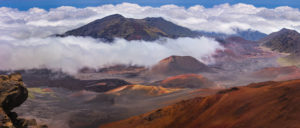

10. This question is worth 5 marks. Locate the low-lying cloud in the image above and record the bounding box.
[0,36,223,74]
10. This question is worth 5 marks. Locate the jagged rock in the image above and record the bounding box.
[0,108,14,127]
[0,74,48,128]
[0,74,27,111]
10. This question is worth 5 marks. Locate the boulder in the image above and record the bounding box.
[0,74,47,128]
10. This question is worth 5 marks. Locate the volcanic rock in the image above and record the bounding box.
[151,56,211,76]
[0,74,47,128]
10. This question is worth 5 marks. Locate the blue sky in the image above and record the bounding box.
[1,0,300,10]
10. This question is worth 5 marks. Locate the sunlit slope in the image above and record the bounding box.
[101,79,300,128]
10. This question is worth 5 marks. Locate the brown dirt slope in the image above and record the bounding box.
[155,74,216,89]
[101,79,300,128]
[251,66,300,81]
[151,56,211,76]
[106,84,180,96]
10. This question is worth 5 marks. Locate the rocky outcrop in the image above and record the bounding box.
[0,74,47,128]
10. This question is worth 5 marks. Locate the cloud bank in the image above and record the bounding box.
[1,3,300,73]
[0,36,222,74]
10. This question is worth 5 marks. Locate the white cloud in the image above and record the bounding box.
[0,36,222,74]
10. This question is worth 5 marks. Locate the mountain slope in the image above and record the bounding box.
[250,66,300,81]
[58,14,198,41]
[106,85,180,97]
[101,79,300,128]
[260,28,300,55]
[153,74,216,89]
[150,56,211,76]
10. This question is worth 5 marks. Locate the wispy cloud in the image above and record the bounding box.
[0,36,222,74]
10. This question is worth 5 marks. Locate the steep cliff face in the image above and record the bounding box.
[0,74,47,128]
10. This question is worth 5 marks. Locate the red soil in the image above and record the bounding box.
[100,79,300,128]
[160,74,216,88]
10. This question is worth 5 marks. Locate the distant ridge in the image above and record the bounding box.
[259,28,300,55]
[198,29,267,41]
[57,14,198,42]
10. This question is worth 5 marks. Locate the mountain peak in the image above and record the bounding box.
[280,28,291,31]
[151,56,211,75]
[260,28,300,54]
[277,28,299,35]
[103,14,125,19]
[159,55,199,64]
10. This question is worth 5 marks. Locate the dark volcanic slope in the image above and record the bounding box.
[58,14,198,41]
[101,79,300,128]
[17,69,131,92]
[260,28,300,55]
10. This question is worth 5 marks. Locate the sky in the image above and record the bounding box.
[1,0,300,10]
